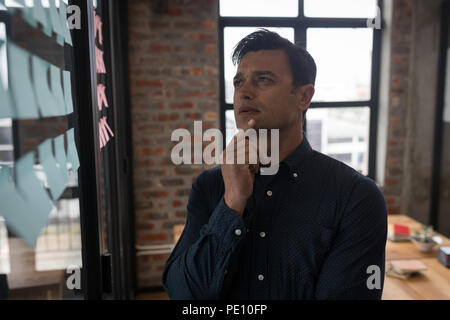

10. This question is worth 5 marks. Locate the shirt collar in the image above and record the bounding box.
[280,137,313,171]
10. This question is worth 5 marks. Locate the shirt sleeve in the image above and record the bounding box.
[162,171,247,300]
[314,176,388,300]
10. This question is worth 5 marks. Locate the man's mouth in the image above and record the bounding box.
[238,106,260,116]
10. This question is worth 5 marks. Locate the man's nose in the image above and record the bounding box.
[237,80,255,100]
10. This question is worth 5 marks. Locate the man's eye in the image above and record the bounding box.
[258,76,273,83]
[234,80,242,87]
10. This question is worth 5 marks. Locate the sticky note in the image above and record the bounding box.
[66,128,80,172]
[32,55,61,117]
[7,42,40,119]
[0,44,14,118]
[53,133,69,181]
[10,0,38,29]
[94,11,103,45]
[32,0,52,37]
[63,70,74,114]
[97,83,108,111]
[0,166,40,247]
[59,1,73,46]
[50,64,67,115]
[49,0,64,45]
[13,152,53,247]
[95,46,106,74]
[38,139,67,200]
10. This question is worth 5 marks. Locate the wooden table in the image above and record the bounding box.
[382,215,450,300]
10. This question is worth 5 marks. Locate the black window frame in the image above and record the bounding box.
[218,0,383,179]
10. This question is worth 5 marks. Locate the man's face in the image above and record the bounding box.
[233,49,300,131]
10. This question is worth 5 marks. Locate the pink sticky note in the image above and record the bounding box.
[97,84,108,111]
[94,11,103,45]
[95,46,106,74]
[99,124,106,148]
[101,116,114,137]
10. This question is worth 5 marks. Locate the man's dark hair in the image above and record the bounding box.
[232,29,317,87]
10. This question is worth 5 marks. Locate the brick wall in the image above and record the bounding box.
[383,0,442,222]
[382,0,414,215]
[127,0,219,288]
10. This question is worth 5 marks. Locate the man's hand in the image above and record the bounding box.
[221,119,259,216]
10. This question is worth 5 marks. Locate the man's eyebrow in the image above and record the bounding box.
[233,71,279,80]
[253,71,278,78]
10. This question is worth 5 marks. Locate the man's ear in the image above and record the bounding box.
[295,84,315,112]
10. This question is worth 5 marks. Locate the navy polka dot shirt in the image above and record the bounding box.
[162,138,387,299]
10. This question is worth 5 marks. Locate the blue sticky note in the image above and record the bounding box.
[7,42,40,119]
[0,166,41,247]
[10,0,38,29]
[50,64,66,115]
[0,43,14,118]
[54,133,69,181]
[31,55,61,117]
[59,1,73,46]
[66,128,80,172]
[49,0,64,45]
[63,70,74,114]
[32,0,52,37]
[38,139,67,200]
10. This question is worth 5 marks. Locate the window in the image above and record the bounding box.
[219,0,382,177]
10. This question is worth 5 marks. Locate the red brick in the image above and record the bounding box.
[135,80,163,87]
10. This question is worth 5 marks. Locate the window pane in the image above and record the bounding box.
[306,107,370,175]
[220,0,298,17]
[225,109,238,146]
[224,27,295,104]
[304,0,377,18]
[307,28,373,102]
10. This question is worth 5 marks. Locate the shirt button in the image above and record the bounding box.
[224,269,228,274]
[235,229,242,236]
[258,274,264,281]
[259,232,266,238]
[266,190,273,197]
[293,172,298,178]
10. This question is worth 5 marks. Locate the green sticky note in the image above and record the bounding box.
[7,42,40,119]
[66,128,80,172]
[49,0,64,45]
[50,64,66,115]
[13,152,53,247]
[0,42,14,118]
[31,55,61,117]
[12,0,38,28]
[63,70,74,114]
[53,133,69,180]
[59,1,72,46]
[0,166,41,248]
[32,0,52,37]
[38,139,67,200]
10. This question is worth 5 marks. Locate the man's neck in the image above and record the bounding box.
[262,126,303,166]
[278,128,303,163]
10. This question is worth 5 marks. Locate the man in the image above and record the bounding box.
[162,29,387,299]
